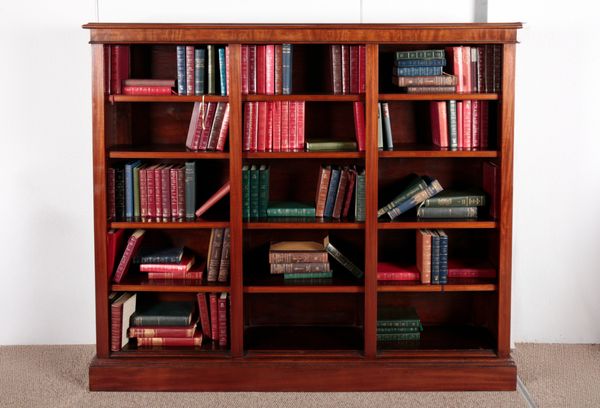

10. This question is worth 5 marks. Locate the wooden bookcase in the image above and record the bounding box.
[84,23,521,391]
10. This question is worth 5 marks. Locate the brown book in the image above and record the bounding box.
[207,228,225,282]
[393,75,457,87]
[274,44,283,95]
[209,293,219,342]
[196,293,212,339]
[113,229,145,283]
[128,323,196,338]
[330,45,342,94]
[406,85,457,93]
[217,228,231,282]
[137,332,202,347]
[268,241,328,264]
[218,292,228,347]
[186,102,203,150]
[332,168,349,219]
[195,181,231,218]
[123,79,176,87]
[416,230,432,284]
[270,262,331,274]
[315,165,332,217]
[110,292,136,352]
[342,168,356,218]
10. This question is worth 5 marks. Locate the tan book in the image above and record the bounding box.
[269,241,328,264]
[416,230,432,284]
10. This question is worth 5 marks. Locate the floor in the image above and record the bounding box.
[0,344,598,407]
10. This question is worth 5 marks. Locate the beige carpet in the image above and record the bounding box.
[0,344,596,408]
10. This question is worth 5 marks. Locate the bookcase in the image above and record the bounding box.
[84,23,521,391]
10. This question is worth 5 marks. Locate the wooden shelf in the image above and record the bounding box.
[379,93,499,101]
[378,279,497,292]
[109,145,229,159]
[377,218,497,230]
[109,95,228,103]
[114,342,229,358]
[110,219,229,229]
[378,146,498,158]
[244,218,363,230]
[111,275,230,293]
[243,151,364,159]
[243,94,362,102]
[245,274,363,293]
[245,325,363,351]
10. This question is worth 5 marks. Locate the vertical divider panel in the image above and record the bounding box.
[228,43,244,357]
[364,43,379,358]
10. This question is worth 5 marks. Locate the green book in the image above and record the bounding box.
[422,190,486,207]
[133,164,142,218]
[377,175,427,218]
[130,301,195,327]
[242,165,250,219]
[323,235,363,279]
[377,332,420,342]
[395,49,445,60]
[267,201,316,217]
[417,206,478,219]
[305,139,358,152]
[249,165,259,218]
[354,169,366,222]
[377,326,421,334]
[377,306,421,329]
[283,271,333,280]
[258,165,270,218]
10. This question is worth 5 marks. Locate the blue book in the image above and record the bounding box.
[194,48,205,95]
[438,230,448,284]
[430,230,440,284]
[282,44,293,95]
[394,58,446,67]
[218,47,227,96]
[393,66,443,76]
[185,161,197,219]
[124,160,141,219]
[176,45,186,95]
[324,167,340,218]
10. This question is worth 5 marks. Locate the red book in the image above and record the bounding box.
[342,169,356,218]
[136,332,203,347]
[463,100,472,149]
[169,167,178,219]
[186,46,195,96]
[377,263,420,281]
[358,45,366,93]
[110,293,136,352]
[218,293,228,347]
[241,45,249,95]
[147,271,204,280]
[265,45,275,95]
[110,45,129,95]
[462,46,472,93]
[349,45,359,94]
[281,101,290,151]
[446,46,464,93]
[256,45,266,94]
[272,101,282,152]
[215,103,231,152]
[195,181,231,218]
[106,229,125,278]
[341,45,350,94]
[196,293,212,339]
[107,168,116,219]
[480,101,489,148]
[472,100,480,149]
[456,101,464,149]
[139,167,148,218]
[140,255,195,273]
[113,229,145,283]
[274,44,283,94]
[248,45,257,94]
[160,166,171,219]
[197,102,217,151]
[186,102,204,150]
[353,102,366,151]
[176,166,185,219]
[146,165,156,219]
[251,102,259,151]
[257,101,267,152]
[295,101,305,151]
[209,293,219,342]
[154,165,163,220]
[129,323,196,338]
[289,101,297,151]
[243,102,253,151]
[448,260,497,279]
[330,45,342,94]
[122,86,172,95]
[266,102,274,151]
[430,101,448,148]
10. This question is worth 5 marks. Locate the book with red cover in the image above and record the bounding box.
[295,101,305,151]
[251,101,259,151]
[463,100,472,149]
[257,101,267,152]
[169,167,178,218]
[248,45,257,94]
[256,45,266,94]
[472,100,480,149]
[154,165,163,220]
[330,45,342,94]
[332,168,349,219]
[107,168,116,219]
[274,44,283,95]
[456,101,464,149]
[358,45,366,93]
[341,45,350,94]
[281,101,290,151]
[353,102,366,151]
[140,167,148,218]
[196,293,212,339]
[462,46,472,93]
[160,166,171,218]
[110,45,129,95]
[122,86,172,96]
[147,271,203,280]
[289,101,297,151]
[136,332,203,347]
[186,102,204,150]
[430,101,448,148]
[349,45,359,94]
[266,102,273,151]
[113,229,145,283]
[110,292,136,351]
[480,100,489,148]
[146,165,156,218]
[209,293,219,342]
[272,101,282,152]
[342,168,356,218]
[123,79,175,87]
[107,229,126,278]
[265,45,275,95]
[218,228,231,283]
[140,255,195,273]
[195,181,231,218]
[218,293,228,347]
[197,102,217,151]
[377,263,420,281]
[207,102,227,151]
[176,165,185,219]
[215,103,231,152]
[186,46,195,95]
[315,165,332,217]
[447,259,497,279]
[243,102,252,151]
[128,323,196,338]
[241,45,249,94]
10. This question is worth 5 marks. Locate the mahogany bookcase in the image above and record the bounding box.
[83,23,521,391]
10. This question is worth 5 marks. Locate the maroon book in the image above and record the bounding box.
[186,46,195,95]
[265,44,275,95]
[358,45,366,93]
[129,323,196,338]
[272,101,282,152]
[266,102,273,151]
[456,101,464,148]
[241,45,249,94]
[480,100,489,148]
[295,101,305,151]
[110,45,129,95]
[176,166,185,219]
[256,45,266,94]
[197,102,217,151]
[137,332,202,347]
[274,44,283,95]
[122,86,172,96]
[160,166,171,219]
[257,101,267,152]
[218,293,228,347]
[448,260,496,279]
[107,168,116,219]
[209,293,219,342]
[281,101,290,151]
[140,255,195,273]
[342,169,356,218]
[215,103,230,152]
[349,45,359,94]
[341,45,350,94]
[289,101,297,151]
[107,229,125,279]
[113,229,145,283]
[196,293,212,339]
[186,102,204,150]
[147,271,204,280]
[472,100,480,149]
[154,165,163,220]
[248,45,257,94]
[169,167,178,219]
[243,102,254,152]
[195,181,231,218]
[353,102,366,151]
[146,165,156,218]
[377,263,420,281]
[332,168,349,219]
[463,100,472,149]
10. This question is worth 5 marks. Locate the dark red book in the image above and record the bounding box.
[113,229,145,283]
[266,102,273,151]
[197,102,217,151]
[107,229,126,278]
[358,45,366,93]
[196,293,212,339]
[332,168,348,219]
[274,44,283,95]
[349,45,359,94]
[281,101,290,151]
[122,86,172,96]
[272,101,282,152]
[194,181,231,218]
[146,165,156,218]
[256,45,266,94]
[160,166,171,218]
[147,271,204,280]
[472,100,480,149]
[251,102,259,151]
[107,168,116,219]
[128,323,196,338]
[209,293,219,342]
[154,165,163,220]
[447,260,496,279]
[480,100,489,148]
[123,79,175,87]
[176,166,185,219]
[218,293,228,347]
[241,45,249,95]
[248,45,257,94]
[353,102,366,151]
[295,101,305,151]
[377,263,420,281]
[463,100,472,149]
[341,45,350,94]
[110,45,129,95]
[330,45,342,94]
[265,44,275,95]
[257,101,267,152]
[140,167,148,218]
[110,293,136,351]
[140,255,195,273]
[243,102,254,152]
[169,167,178,218]
[289,101,297,151]
[215,103,231,152]
[186,46,195,96]
[137,332,203,347]
[342,168,356,218]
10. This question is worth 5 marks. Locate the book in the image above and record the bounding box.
[197,103,217,151]
[274,45,282,95]
[136,333,203,347]
[392,75,457,87]
[324,167,340,218]
[353,102,366,151]
[112,229,145,283]
[341,45,349,94]
[332,168,349,219]
[438,230,448,284]
[377,326,421,333]
[207,228,225,282]
[395,58,446,67]
[265,44,274,95]
[416,229,432,284]
[323,235,364,279]
[377,175,427,218]
[386,177,443,220]
[215,103,231,152]
[195,48,206,95]
[315,165,332,217]
[110,292,136,351]
[114,167,125,219]
[130,301,195,327]
[377,263,420,281]
[207,45,216,94]
[209,293,219,341]
[107,229,126,278]
[422,190,486,207]
[393,66,443,77]
[122,86,172,95]
[417,206,478,218]
[395,49,445,59]
[447,100,458,149]
[381,102,394,150]
[135,247,184,264]
[218,293,228,346]
[207,102,227,150]
[110,45,130,95]
[267,202,316,217]
[147,270,204,280]
[249,165,259,218]
[406,85,457,93]
[217,228,231,283]
[342,168,356,218]
[128,323,196,338]
[284,271,333,280]
[330,45,342,94]
[258,165,270,217]
[430,230,440,284]
[448,259,496,279]
[431,101,448,148]
[185,161,196,219]
[270,262,331,274]
[354,169,366,222]
[269,241,328,264]
[282,44,293,95]
[218,47,227,96]
[124,160,141,218]
[186,46,195,96]
[377,333,420,342]
[194,181,231,218]
[305,140,358,151]
[196,293,212,339]
[176,45,186,95]
[242,165,250,219]
[377,103,383,149]
[377,306,421,328]
[139,255,195,273]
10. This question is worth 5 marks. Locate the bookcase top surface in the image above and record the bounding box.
[83,22,522,44]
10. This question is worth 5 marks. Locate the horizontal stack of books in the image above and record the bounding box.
[315,165,363,220]
[417,229,448,285]
[242,44,293,95]
[269,241,332,280]
[417,190,486,219]
[185,102,230,151]
[176,45,228,96]
[242,101,305,152]
[378,175,443,220]
[136,247,204,280]
[391,49,456,93]
[377,306,422,343]
[430,100,489,150]
[329,45,366,94]
[197,292,229,347]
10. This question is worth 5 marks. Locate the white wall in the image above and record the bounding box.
[0,0,598,344]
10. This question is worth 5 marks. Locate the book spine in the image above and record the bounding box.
[395,58,446,67]
[395,49,445,59]
[207,102,226,151]
[355,171,366,222]
[272,101,282,152]
[349,45,359,94]
[480,101,489,149]
[377,272,420,281]
[416,230,431,284]
[447,100,458,149]
[251,101,259,151]
[269,252,329,264]
[107,168,116,219]
[332,169,348,219]
[463,100,472,149]
[288,101,297,151]
[326,242,364,279]
[342,169,356,218]
[381,102,394,150]
[266,102,273,151]
[225,46,230,97]
[377,333,420,342]
[432,101,448,148]
[185,102,201,151]
[377,179,427,218]
[258,166,270,217]
[377,326,420,333]
[477,46,485,93]
[168,168,177,218]
[472,100,480,149]
[113,232,144,283]
[324,168,340,218]
[417,206,478,218]
[249,167,260,218]
[330,45,342,94]
[377,103,384,149]
[438,232,448,284]
[256,45,266,94]
[243,102,252,151]
[196,293,212,339]
[207,228,224,282]
[270,262,331,274]
[405,85,457,93]
[154,166,162,220]
[186,46,195,96]
[215,103,230,152]
[377,320,421,328]
[282,44,292,95]
[248,45,257,94]
[257,101,267,152]
[284,271,333,280]
[281,101,290,151]
[176,45,187,95]
[431,232,440,284]
[457,101,464,148]
[209,293,219,341]
[207,45,215,95]
[393,75,457,87]
[147,271,203,280]
[218,294,228,347]
[110,302,123,351]
[341,45,350,94]
[274,44,283,95]
[358,45,366,93]
[137,336,202,347]
[115,168,125,219]
[424,194,485,207]
[194,182,231,218]
[129,327,195,338]
[217,228,231,282]
[122,86,172,95]
[265,44,275,95]
[386,180,443,220]
[353,102,366,151]
[471,47,478,92]
[393,66,443,76]
[176,166,185,219]
[462,46,472,92]
[296,101,305,151]
[197,102,217,151]
[124,161,139,219]
[266,206,316,217]
[218,47,227,96]
[315,166,332,218]
[140,263,190,273]
[241,45,249,94]
[160,166,171,219]
[185,161,196,219]
[493,44,502,92]
[448,269,496,279]
[242,167,250,219]
[195,48,205,95]
[146,166,155,218]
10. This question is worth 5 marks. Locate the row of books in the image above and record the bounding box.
[431,100,489,150]
[176,45,229,96]
[417,190,486,219]
[242,101,305,152]
[108,161,199,221]
[241,44,293,95]
[378,175,443,220]
[329,45,366,94]
[268,237,364,280]
[446,45,502,93]
[242,165,269,218]
[377,306,422,342]
[185,102,230,151]
[378,259,497,282]
[316,165,365,220]
[416,229,448,284]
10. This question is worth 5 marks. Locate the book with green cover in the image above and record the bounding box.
[323,235,363,279]
[305,139,358,152]
[242,165,250,219]
[133,164,142,218]
[185,161,197,219]
[355,169,366,222]
[386,177,443,220]
[377,326,421,334]
[283,271,333,280]
[130,301,195,327]
[249,165,259,218]
[258,165,270,217]
[417,206,478,218]
[395,49,445,60]
[377,175,427,218]
[377,306,421,328]
[377,332,420,342]
[422,190,486,207]
[267,201,315,217]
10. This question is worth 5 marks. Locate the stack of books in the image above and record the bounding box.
[241,44,293,95]
[430,100,489,150]
[137,248,204,281]
[315,165,360,220]
[377,175,443,220]
[377,306,422,343]
[417,190,486,219]
[329,45,366,94]
[176,45,228,96]
[269,241,332,280]
[242,101,305,152]
[206,228,231,283]
[197,292,229,347]
[416,229,448,285]
[185,102,230,151]
[129,301,202,347]
[242,165,270,219]
[391,49,456,93]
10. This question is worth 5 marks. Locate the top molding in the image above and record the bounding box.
[83,23,522,44]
